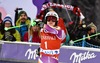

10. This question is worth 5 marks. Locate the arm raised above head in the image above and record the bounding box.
[37,2,84,21]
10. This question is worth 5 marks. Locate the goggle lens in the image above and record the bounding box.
[47,16,57,22]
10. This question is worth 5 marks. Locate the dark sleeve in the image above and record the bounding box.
[86,38,100,46]
[14,9,18,26]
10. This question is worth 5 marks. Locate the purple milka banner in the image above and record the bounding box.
[0,43,100,63]
[59,46,100,63]
[0,43,40,60]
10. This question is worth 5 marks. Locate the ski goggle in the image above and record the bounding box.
[46,16,57,22]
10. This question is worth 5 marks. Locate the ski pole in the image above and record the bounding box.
[4,25,24,31]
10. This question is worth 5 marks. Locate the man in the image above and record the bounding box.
[16,11,30,41]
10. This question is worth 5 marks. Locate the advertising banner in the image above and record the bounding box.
[59,46,100,63]
[0,42,100,63]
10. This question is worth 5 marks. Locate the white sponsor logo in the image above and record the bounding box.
[70,51,96,63]
[41,35,56,40]
[40,49,59,55]
[25,49,38,60]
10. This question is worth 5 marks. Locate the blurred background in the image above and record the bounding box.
[0,0,100,32]
[50,0,100,32]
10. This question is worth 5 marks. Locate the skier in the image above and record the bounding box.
[38,10,66,63]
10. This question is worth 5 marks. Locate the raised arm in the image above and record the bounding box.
[37,2,83,20]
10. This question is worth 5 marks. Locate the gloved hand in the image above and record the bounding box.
[73,6,81,16]
[5,32,13,41]
[36,10,44,21]
[31,20,36,26]
[69,40,74,46]
[33,49,40,59]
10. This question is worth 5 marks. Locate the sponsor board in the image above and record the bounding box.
[0,42,100,63]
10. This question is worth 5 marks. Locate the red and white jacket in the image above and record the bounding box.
[40,24,66,58]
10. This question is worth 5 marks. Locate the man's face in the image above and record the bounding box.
[90,27,96,33]
[19,13,27,22]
